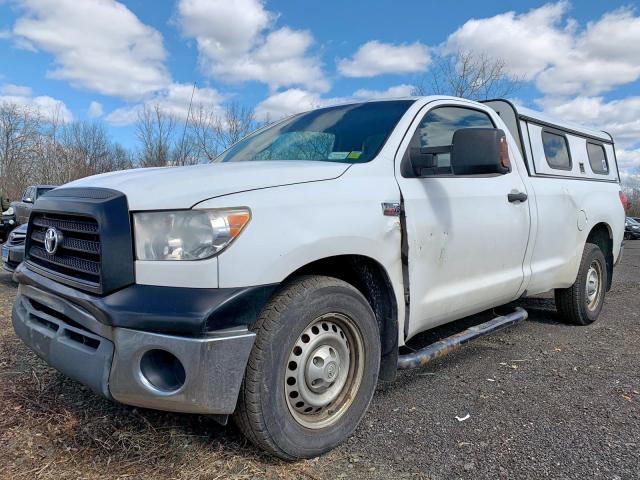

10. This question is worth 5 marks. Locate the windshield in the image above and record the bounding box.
[217,100,414,164]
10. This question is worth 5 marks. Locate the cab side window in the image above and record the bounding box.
[411,106,495,175]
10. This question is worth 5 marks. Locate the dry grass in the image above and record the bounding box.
[0,277,339,480]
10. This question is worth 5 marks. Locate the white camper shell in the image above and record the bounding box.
[484,99,619,182]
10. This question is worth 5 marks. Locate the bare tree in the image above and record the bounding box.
[108,143,134,172]
[0,101,138,201]
[34,106,66,186]
[59,121,112,181]
[412,50,523,100]
[190,101,257,162]
[622,175,640,217]
[0,102,42,200]
[135,104,179,167]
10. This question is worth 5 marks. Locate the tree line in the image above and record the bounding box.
[0,100,259,202]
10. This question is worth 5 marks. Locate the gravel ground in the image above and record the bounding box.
[0,243,638,479]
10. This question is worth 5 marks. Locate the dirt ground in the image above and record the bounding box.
[0,243,638,479]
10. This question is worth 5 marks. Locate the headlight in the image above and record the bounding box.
[133,208,251,261]
[2,207,13,215]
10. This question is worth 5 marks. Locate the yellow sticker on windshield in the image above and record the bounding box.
[347,151,362,159]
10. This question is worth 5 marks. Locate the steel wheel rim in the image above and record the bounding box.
[285,312,365,429]
[585,260,603,311]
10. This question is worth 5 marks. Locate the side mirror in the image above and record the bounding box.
[24,198,33,203]
[451,128,510,175]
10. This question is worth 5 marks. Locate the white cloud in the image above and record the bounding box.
[106,83,224,126]
[536,8,640,96]
[212,27,328,92]
[445,2,570,80]
[617,149,640,173]
[338,41,430,77]
[177,0,328,92]
[177,0,272,59]
[444,2,640,96]
[12,0,170,100]
[0,83,73,121]
[254,89,349,121]
[353,84,414,99]
[87,101,103,118]
[0,83,33,96]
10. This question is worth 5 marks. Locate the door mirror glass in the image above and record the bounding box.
[450,128,510,175]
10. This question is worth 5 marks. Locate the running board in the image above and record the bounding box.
[397,307,528,370]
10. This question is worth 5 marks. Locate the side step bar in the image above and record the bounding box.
[397,307,528,370]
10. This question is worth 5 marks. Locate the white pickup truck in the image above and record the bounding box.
[12,96,625,459]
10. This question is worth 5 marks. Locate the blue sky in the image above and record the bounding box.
[1,0,639,174]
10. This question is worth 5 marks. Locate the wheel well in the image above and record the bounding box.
[586,223,613,291]
[287,255,399,381]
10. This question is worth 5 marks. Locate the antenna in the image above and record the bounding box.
[177,81,196,165]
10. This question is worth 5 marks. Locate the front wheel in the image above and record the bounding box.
[234,275,380,460]
[555,243,608,325]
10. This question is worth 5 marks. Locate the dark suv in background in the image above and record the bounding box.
[2,223,27,274]
[12,185,57,225]
[625,217,640,240]
[1,207,17,242]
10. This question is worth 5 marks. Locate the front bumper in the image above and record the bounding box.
[12,276,258,415]
[2,243,24,273]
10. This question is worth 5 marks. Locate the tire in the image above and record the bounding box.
[624,232,632,240]
[555,243,608,326]
[234,275,380,460]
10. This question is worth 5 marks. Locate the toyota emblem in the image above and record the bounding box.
[44,227,62,255]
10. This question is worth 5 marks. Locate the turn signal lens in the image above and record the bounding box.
[499,136,510,170]
[228,212,251,237]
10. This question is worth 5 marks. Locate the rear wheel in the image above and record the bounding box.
[234,275,380,459]
[555,243,608,325]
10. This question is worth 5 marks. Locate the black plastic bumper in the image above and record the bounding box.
[2,243,24,272]
[13,292,114,397]
[15,263,278,335]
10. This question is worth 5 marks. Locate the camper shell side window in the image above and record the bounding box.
[541,128,572,171]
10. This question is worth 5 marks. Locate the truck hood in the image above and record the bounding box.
[65,161,350,210]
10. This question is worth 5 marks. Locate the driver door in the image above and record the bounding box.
[395,101,530,339]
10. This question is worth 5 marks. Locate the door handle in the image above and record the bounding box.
[508,191,528,203]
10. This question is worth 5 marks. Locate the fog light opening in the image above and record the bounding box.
[140,349,186,393]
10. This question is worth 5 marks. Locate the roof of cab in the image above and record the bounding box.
[303,96,614,144]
